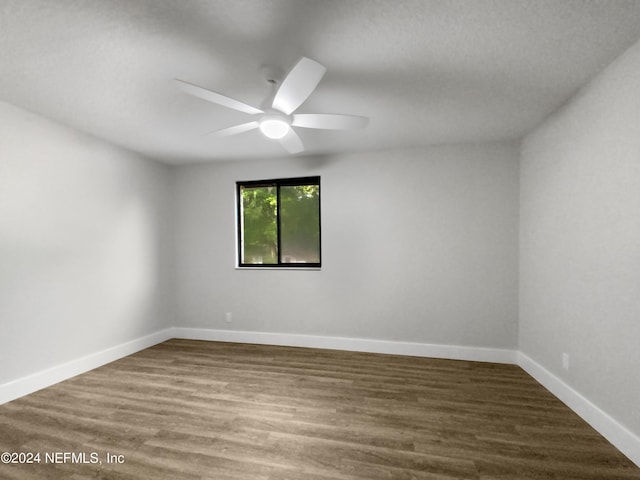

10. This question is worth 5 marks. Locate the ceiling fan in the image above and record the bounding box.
[175,57,368,154]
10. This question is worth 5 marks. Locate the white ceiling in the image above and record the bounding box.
[2,0,640,164]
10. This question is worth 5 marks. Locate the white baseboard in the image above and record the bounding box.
[518,352,640,468]
[170,327,518,364]
[2,326,637,469]
[0,328,174,405]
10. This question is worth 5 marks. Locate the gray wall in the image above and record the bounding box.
[173,143,520,348]
[520,39,640,435]
[0,101,174,384]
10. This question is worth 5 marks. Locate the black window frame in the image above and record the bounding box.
[236,176,321,268]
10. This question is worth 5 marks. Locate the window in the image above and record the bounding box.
[237,176,321,268]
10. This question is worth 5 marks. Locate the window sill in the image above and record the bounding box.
[235,266,321,271]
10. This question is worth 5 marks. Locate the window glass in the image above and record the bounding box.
[280,184,320,264]
[240,185,277,264]
[237,177,320,267]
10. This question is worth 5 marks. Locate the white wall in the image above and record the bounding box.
[0,102,174,384]
[520,39,640,436]
[174,143,519,349]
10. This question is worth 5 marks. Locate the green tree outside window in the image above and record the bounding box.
[238,177,320,267]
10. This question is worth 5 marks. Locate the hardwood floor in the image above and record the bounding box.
[1,339,638,479]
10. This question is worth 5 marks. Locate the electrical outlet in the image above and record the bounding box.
[562,353,570,371]
[225,312,232,323]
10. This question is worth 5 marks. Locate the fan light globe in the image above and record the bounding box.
[259,118,290,139]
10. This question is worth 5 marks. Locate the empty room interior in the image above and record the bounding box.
[1,1,640,478]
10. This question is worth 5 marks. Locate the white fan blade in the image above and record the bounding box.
[272,57,327,115]
[292,113,369,130]
[175,79,263,115]
[279,129,304,154]
[207,121,259,137]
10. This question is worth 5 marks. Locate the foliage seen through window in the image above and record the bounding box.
[238,177,320,267]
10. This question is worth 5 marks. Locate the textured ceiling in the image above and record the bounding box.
[2,0,640,163]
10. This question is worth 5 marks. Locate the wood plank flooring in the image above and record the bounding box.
[1,339,638,479]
